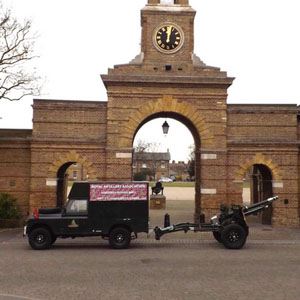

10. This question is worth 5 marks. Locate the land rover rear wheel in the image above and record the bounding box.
[109,227,131,249]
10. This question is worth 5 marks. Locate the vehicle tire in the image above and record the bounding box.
[221,224,247,249]
[212,231,222,243]
[109,227,131,249]
[28,227,52,250]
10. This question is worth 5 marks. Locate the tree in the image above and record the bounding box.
[0,192,21,219]
[0,4,40,101]
[134,139,161,153]
[187,144,195,179]
[133,172,146,181]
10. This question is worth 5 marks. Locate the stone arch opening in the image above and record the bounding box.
[56,162,90,207]
[49,151,96,207]
[133,112,201,149]
[132,111,201,221]
[57,162,75,207]
[243,164,273,225]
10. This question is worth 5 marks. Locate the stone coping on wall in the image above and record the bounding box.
[227,140,300,146]
[101,74,234,87]
[227,104,298,114]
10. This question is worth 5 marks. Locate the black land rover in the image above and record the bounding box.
[24,182,149,250]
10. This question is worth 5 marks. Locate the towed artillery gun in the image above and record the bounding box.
[154,196,278,249]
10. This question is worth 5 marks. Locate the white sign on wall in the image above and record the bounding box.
[201,189,217,195]
[46,178,57,186]
[201,154,217,160]
[273,181,283,188]
[116,153,132,159]
[160,0,174,4]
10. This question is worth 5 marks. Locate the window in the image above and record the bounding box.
[132,161,137,168]
[165,65,172,71]
[73,171,77,179]
[142,162,147,168]
[161,161,166,168]
[66,199,88,215]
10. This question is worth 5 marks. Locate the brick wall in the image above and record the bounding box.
[28,100,108,210]
[0,130,32,217]
[227,104,299,227]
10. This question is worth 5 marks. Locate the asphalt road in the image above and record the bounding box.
[1,228,300,300]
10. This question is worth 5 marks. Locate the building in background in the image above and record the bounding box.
[66,163,89,181]
[170,160,189,181]
[133,151,171,181]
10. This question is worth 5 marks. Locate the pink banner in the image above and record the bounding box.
[90,183,148,202]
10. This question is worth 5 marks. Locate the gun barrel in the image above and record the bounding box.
[243,196,278,215]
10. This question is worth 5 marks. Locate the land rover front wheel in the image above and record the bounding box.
[109,227,131,249]
[29,227,52,250]
[221,224,247,249]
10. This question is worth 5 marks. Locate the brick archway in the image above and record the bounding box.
[48,150,97,179]
[235,153,282,181]
[119,95,214,148]
[121,95,209,221]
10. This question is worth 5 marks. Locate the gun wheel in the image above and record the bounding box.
[221,224,247,249]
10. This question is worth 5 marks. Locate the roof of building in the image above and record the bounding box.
[0,129,32,141]
[133,152,171,161]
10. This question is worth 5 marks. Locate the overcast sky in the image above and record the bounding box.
[1,0,300,162]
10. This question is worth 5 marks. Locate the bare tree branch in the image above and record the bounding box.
[134,140,162,153]
[0,4,41,101]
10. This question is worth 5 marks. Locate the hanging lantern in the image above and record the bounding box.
[162,121,170,135]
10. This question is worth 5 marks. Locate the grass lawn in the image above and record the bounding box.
[150,181,195,188]
[243,182,250,188]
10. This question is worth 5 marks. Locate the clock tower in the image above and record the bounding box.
[141,0,196,70]
[103,0,231,78]
[101,0,234,221]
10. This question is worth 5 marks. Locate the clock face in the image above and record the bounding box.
[153,23,184,54]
